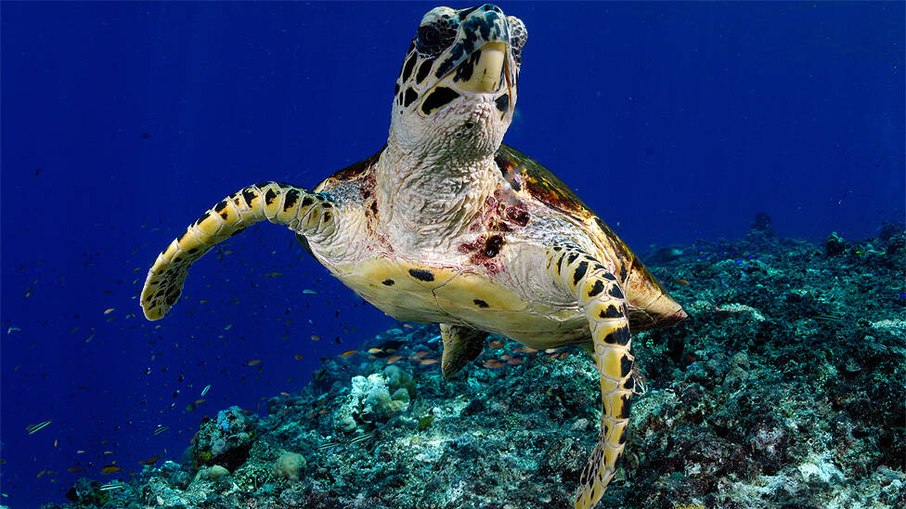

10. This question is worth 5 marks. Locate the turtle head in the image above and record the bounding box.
[388,4,526,162]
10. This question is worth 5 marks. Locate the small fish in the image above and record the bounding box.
[489,340,504,349]
[103,308,115,315]
[484,360,504,368]
[675,278,690,286]
[138,455,161,466]
[263,272,284,278]
[36,469,47,479]
[506,357,524,365]
[67,466,85,473]
[514,347,538,353]
[348,432,375,445]
[340,350,358,358]
[200,384,211,397]
[98,482,125,492]
[310,335,321,341]
[152,425,168,436]
[418,358,439,365]
[100,465,123,474]
[26,419,52,435]
[246,359,262,366]
[294,353,304,361]
[302,289,318,295]
[6,326,21,334]
[402,323,413,329]
[103,450,114,455]
[385,355,403,364]
[367,348,384,354]
[412,351,431,359]
[318,441,342,451]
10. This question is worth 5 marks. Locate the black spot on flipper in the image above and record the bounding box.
[622,376,635,391]
[473,299,489,308]
[567,252,579,265]
[619,393,632,419]
[323,212,331,222]
[283,189,300,211]
[599,305,624,320]
[301,196,314,208]
[619,263,628,282]
[408,268,435,282]
[620,355,633,378]
[194,211,210,226]
[602,272,617,281]
[214,200,228,213]
[572,261,588,286]
[176,231,186,244]
[188,248,199,255]
[588,280,605,298]
[603,326,630,346]
[229,226,246,238]
[241,189,257,208]
[381,279,395,286]
[608,285,624,299]
[264,189,277,206]
[617,426,628,444]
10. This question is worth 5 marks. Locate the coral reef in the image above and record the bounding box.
[45,228,905,508]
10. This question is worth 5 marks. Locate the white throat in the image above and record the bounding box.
[375,146,499,254]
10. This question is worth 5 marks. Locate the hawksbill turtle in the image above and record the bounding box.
[140,4,686,508]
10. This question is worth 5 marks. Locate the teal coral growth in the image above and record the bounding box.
[46,229,905,508]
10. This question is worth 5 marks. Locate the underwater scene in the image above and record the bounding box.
[2,2,903,508]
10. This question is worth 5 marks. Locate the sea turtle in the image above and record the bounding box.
[140,4,686,508]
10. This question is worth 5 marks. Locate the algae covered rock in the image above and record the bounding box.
[273,451,306,481]
[333,367,415,431]
[193,406,257,471]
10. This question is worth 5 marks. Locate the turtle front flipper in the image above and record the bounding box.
[547,247,633,509]
[439,323,488,378]
[140,182,337,321]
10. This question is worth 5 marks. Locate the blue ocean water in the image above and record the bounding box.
[1,2,902,507]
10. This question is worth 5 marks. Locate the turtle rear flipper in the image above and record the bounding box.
[140,182,336,320]
[547,247,633,509]
[439,323,488,378]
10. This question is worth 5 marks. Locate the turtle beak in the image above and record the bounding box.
[458,42,508,94]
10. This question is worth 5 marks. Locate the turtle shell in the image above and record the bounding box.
[494,144,686,330]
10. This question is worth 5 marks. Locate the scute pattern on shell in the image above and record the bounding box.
[495,144,594,221]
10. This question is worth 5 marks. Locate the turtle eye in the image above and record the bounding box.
[417,25,442,47]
